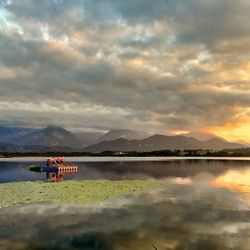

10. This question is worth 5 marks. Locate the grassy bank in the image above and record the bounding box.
[0,180,162,208]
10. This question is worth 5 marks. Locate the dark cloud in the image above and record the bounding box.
[0,0,250,135]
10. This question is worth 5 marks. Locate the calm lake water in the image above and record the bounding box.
[1,157,250,250]
[1,156,250,182]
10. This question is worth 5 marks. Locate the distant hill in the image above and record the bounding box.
[0,125,96,147]
[0,142,24,152]
[0,142,82,153]
[97,129,149,142]
[74,131,105,146]
[85,134,244,153]
[16,126,82,148]
[23,145,82,152]
[0,125,245,153]
[183,131,224,141]
[203,138,240,150]
[0,126,35,144]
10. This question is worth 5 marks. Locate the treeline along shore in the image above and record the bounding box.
[1,148,250,158]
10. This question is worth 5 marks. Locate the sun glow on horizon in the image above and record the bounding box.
[171,130,190,136]
[208,121,250,144]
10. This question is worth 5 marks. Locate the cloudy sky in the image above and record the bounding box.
[0,0,250,142]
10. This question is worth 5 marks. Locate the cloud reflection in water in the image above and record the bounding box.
[1,171,250,249]
[212,168,250,194]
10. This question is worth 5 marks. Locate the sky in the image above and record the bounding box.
[0,0,250,142]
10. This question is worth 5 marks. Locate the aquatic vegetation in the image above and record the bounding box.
[1,181,249,250]
[0,180,162,208]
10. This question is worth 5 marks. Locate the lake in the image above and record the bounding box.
[1,156,250,182]
[1,157,250,249]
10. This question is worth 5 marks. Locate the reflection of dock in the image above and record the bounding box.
[29,157,78,182]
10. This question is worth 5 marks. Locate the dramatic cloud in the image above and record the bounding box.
[0,0,250,141]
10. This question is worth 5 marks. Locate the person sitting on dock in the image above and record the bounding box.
[60,157,65,164]
[53,157,58,166]
[47,158,51,167]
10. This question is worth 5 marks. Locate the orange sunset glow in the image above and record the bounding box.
[212,169,250,194]
[0,0,250,145]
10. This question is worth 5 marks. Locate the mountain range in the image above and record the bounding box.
[0,125,245,152]
[84,134,243,153]
[97,129,149,142]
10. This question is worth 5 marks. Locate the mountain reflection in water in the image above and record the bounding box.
[1,168,250,250]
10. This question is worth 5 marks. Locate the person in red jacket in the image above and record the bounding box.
[46,158,51,180]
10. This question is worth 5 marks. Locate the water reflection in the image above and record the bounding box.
[1,170,250,250]
[1,160,250,249]
[212,168,250,194]
[1,159,250,182]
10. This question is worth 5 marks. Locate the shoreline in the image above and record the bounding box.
[1,156,250,162]
[0,156,250,162]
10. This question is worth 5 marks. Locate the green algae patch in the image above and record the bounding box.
[0,180,162,208]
